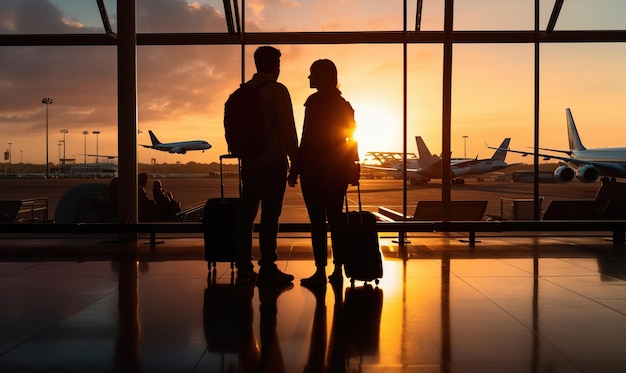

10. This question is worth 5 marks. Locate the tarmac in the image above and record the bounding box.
[1,178,625,372]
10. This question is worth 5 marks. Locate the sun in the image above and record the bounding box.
[353,103,402,159]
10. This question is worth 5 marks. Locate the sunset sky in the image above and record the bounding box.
[1,0,625,167]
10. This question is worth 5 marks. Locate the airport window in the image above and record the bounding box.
[1,0,626,226]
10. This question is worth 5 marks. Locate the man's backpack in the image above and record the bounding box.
[224,81,272,159]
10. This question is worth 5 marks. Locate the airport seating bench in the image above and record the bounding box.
[0,198,49,223]
[378,200,488,222]
[2,219,626,249]
[542,199,626,220]
[377,200,488,247]
[377,201,626,248]
[542,180,626,220]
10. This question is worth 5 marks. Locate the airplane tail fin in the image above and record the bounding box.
[148,130,161,145]
[491,138,511,161]
[566,108,586,151]
[415,136,439,167]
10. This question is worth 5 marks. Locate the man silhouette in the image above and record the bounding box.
[234,46,299,285]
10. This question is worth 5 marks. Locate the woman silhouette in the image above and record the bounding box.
[288,59,360,286]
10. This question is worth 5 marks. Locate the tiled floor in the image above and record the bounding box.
[1,233,626,372]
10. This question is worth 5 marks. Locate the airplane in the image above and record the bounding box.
[364,136,516,184]
[487,108,626,183]
[140,130,212,154]
[77,154,118,159]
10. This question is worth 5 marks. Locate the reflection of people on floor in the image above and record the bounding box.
[302,283,327,373]
[326,281,348,373]
[138,172,160,221]
[343,284,384,361]
[152,179,182,218]
[257,283,293,373]
[202,278,260,371]
[114,258,140,372]
[324,283,384,371]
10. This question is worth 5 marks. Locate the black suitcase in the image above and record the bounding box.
[203,154,241,272]
[340,183,383,286]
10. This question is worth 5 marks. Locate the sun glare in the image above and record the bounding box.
[353,103,402,159]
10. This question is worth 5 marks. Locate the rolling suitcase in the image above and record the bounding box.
[203,154,241,272]
[340,183,383,286]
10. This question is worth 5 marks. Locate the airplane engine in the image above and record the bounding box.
[554,165,574,182]
[575,164,599,183]
[169,147,186,154]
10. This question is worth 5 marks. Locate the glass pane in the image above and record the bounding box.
[409,0,445,31]
[451,44,535,218]
[542,0,626,31]
[540,43,626,187]
[0,1,114,34]
[242,0,404,32]
[407,44,443,185]
[138,0,226,33]
[0,45,117,192]
[454,0,533,30]
[137,45,241,163]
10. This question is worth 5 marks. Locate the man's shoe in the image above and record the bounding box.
[257,266,294,284]
[235,268,258,285]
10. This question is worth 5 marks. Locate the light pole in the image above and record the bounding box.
[7,142,12,173]
[462,135,469,159]
[82,131,89,165]
[60,129,68,176]
[41,97,53,178]
[93,130,100,178]
[57,141,63,176]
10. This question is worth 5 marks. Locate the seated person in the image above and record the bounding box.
[107,177,119,219]
[138,172,160,221]
[152,179,182,218]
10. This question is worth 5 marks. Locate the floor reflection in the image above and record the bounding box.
[203,276,260,372]
[2,242,626,372]
[200,274,384,373]
[115,258,140,373]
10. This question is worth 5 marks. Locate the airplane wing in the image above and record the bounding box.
[485,144,624,174]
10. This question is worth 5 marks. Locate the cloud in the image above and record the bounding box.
[0,0,238,163]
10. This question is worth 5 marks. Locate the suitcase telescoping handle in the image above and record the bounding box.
[219,154,241,200]
[344,182,364,223]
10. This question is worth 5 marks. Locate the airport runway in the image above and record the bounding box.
[0,176,601,222]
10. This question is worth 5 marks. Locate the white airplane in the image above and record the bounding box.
[140,130,212,154]
[365,136,515,183]
[487,108,626,183]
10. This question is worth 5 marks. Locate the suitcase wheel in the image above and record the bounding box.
[350,277,380,288]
